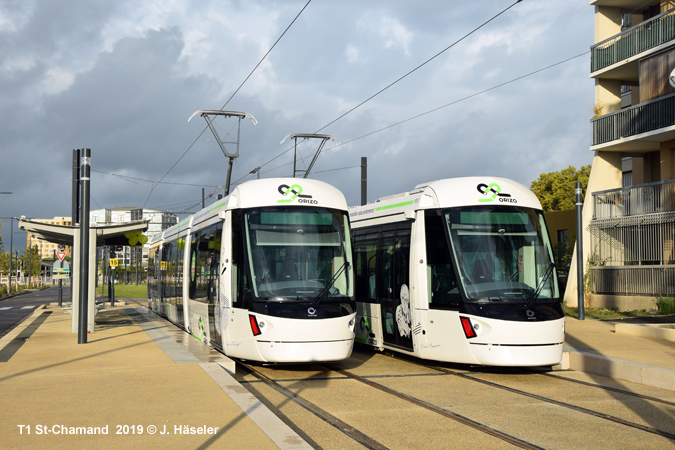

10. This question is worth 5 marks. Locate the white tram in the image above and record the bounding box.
[148,178,356,363]
[349,177,564,367]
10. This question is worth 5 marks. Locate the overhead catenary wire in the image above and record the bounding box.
[239,49,589,180]
[138,47,591,213]
[141,0,312,209]
[92,169,219,188]
[319,50,592,154]
[238,0,525,180]
[313,0,523,134]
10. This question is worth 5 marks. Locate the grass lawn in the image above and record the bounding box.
[563,305,658,320]
[99,283,147,299]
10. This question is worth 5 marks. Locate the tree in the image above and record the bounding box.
[20,244,42,286]
[0,251,10,276]
[530,165,591,212]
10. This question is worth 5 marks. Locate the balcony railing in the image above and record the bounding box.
[591,8,675,73]
[592,179,675,219]
[591,93,675,146]
[591,265,675,296]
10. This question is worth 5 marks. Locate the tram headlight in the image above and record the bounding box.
[348,317,355,332]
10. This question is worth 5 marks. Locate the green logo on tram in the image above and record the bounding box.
[477,183,514,203]
[277,184,315,204]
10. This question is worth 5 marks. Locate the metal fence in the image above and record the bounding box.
[591,265,675,296]
[591,8,675,73]
[591,93,675,146]
[593,179,675,219]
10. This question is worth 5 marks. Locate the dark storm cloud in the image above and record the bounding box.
[1,0,595,223]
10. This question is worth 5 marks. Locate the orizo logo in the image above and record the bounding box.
[477,183,515,203]
[307,307,317,316]
[278,184,313,204]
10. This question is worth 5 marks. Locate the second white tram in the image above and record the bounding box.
[148,178,356,363]
[349,177,564,367]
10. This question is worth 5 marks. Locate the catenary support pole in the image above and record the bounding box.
[78,148,91,344]
[71,149,80,305]
[8,218,13,294]
[575,182,585,320]
[361,157,367,206]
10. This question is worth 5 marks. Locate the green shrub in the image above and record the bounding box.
[655,296,675,315]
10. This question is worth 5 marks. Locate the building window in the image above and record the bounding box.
[622,171,633,187]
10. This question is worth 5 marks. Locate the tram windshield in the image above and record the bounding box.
[443,206,559,304]
[244,207,353,302]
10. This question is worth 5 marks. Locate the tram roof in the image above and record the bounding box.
[152,178,349,243]
[349,177,542,223]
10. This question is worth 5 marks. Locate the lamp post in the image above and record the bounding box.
[0,216,15,293]
[28,234,32,289]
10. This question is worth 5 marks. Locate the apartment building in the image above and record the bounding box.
[89,207,178,262]
[25,216,73,259]
[565,1,675,310]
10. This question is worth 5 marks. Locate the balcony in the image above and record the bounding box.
[589,180,675,298]
[592,178,675,219]
[591,265,675,296]
[591,92,675,149]
[591,8,675,76]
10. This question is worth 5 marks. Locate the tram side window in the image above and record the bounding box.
[161,242,172,303]
[353,231,378,303]
[425,211,462,309]
[148,247,157,299]
[194,226,218,303]
[377,230,396,305]
[175,237,185,321]
[231,210,252,309]
[189,234,198,300]
[209,223,223,305]
[395,226,411,296]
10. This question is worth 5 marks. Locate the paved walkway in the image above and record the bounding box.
[1,294,674,449]
[0,303,312,450]
[563,316,675,391]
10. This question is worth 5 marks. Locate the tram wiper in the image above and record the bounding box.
[312,262,350,305]
[525,262,555,308]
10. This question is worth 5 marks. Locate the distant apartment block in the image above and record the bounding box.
[90,207,178,262]
[25,216,73,259]
[565,0,675,310]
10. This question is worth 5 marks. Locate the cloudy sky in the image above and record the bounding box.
[0,0,594,246]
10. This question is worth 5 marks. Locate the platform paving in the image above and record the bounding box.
[0,303,311,450]
[1,292,674,449]
[563,316,675,391]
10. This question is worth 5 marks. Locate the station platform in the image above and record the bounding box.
[1,294,674,449]
[562,315,675,392]
[0,301,312,450]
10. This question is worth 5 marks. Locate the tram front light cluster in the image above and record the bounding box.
[348,317,355,332]
[249,315,262,336]
[460,317,477,339]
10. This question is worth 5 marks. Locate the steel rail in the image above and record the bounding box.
[324,364,545,450]
[388,354,675,442]
[238,362,390,450]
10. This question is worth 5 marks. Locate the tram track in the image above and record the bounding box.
[239,360,546,450]
[386,353,675,442]
[539,372,675,408]
[238,361,390,450]
[127,302,675,445]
